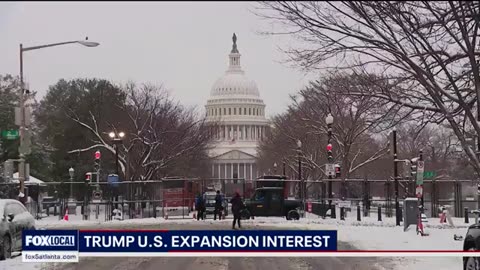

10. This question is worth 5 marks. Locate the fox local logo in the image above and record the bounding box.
[25,235,75,247]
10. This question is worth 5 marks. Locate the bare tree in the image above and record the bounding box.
[256,1,480,174]
[257,73,393,197]
[68,83,212,180]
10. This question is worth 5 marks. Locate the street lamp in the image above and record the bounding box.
[109,131,125,176]
[67,167,76,215]
[17,38,100,202]
[326,113,334,125]
[68,167,74,200]
[273,162,277,174]
[109,131,125,209]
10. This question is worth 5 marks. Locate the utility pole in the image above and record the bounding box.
[393,128,400,226]
[418,150,424,211]
[18,44,27,203]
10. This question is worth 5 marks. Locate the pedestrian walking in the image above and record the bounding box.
[196,193,206,220]
[214,190,224,220]
[230,192,244,229]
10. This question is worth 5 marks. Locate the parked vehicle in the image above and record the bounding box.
[204,191,228,217]
[0,199,36,260]
[463,222,480,270]
[243,187,302,220]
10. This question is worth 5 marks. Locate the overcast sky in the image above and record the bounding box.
[0,2,314,117]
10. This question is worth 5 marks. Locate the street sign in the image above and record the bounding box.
[416,161,425,185]
[325,163,335,176]
[423,171,436,179]
[1,130,19,140]
[15,107,31,126]
[416,185,423,198]
[108,174,120,187]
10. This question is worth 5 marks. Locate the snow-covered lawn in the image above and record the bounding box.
[246,216,466,270]
[0,254,46,270]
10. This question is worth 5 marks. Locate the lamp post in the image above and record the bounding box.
[18,38,99,202]
[297,139,304,216]
[109,131,125,209]
[326,113,334,211]
[68,167,74,200]
[273,162,277,174]
[109,131,125,176]
[67,167,77,214]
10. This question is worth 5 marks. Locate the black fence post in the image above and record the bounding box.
[357,205,361,221]
[153,201,157,218]
[465,207,469,224]
[378,206,382,222]
[399,206,403,222]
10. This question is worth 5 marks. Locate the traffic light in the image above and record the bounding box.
[327,143,333,162]
[410,157,419,178]
[94,150,101,171]
[85,172,92,183]
[335,164,341,178]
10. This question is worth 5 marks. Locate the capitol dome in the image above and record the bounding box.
[210,73,260,97]
[205,33,269,184]
[208,33,261,100]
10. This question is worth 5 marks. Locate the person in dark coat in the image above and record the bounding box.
[214,190,224,221]
[230,192,244,229]
[196,193,205,220]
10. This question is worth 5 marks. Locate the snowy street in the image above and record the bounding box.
[1,221,391,270]
[0,214,467,270]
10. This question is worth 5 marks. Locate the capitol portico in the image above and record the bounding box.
[205,33,269,182]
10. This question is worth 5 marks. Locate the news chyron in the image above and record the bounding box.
[23,230,337,262]
[23,230,79,262]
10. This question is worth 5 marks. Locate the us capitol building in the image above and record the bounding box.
[205,34,269,185]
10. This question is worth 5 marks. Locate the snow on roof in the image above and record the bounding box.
[12,172,46,186]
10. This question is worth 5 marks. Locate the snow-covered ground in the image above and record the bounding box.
[2,213,468,270]
[246,215,466,270]
[0,254,46,270]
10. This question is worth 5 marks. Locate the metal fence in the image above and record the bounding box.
[0,178,254,221]
[289,178,478,218]
[0,177,477,220]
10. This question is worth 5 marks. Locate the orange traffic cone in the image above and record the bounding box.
[63,208,69,221]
